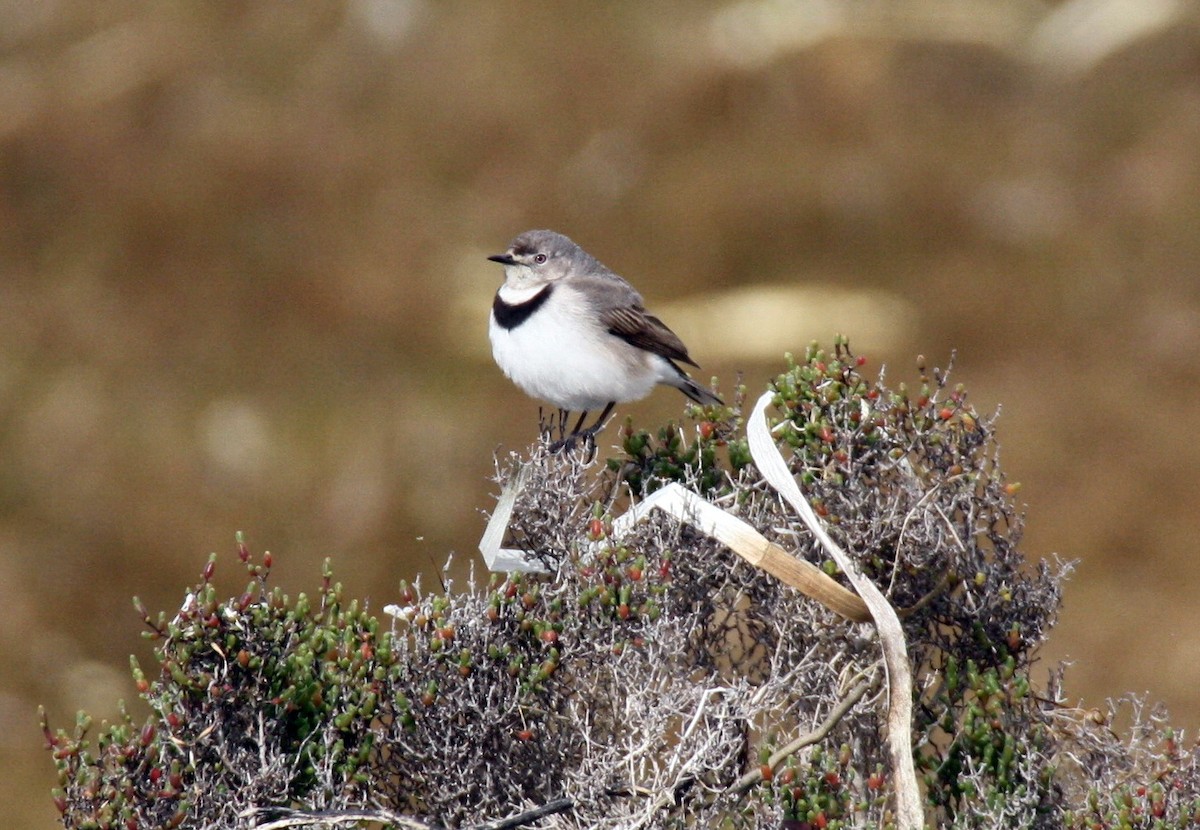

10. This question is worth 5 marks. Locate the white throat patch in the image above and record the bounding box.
[498,282,549,304]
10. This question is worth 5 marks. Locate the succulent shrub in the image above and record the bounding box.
[44,345,1200,829]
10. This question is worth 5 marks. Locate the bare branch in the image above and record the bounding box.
[243,807,441,830]
[727,673,878,795]
[477,798,574,829]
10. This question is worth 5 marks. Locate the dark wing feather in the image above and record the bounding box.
[601,305,700,368]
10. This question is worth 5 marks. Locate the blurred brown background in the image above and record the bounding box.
[3,2,1199,827]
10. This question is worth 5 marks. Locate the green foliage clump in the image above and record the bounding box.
[607,367,749,495]
[42,534,386,829]
[763,744,889,828]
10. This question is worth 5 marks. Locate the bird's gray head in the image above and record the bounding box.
[487,229,604,288]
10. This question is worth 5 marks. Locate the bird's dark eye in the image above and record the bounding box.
[533,253,547,264]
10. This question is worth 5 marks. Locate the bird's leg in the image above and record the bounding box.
[549,410,587,453]
[547,409,571,450]
[550,404,615,455]
[549,410,593,452]
[553,402,616,460]
[578,401,617,440]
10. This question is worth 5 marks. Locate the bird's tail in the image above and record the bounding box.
[670,372,723,407]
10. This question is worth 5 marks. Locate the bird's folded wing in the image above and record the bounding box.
[601,305,699,367]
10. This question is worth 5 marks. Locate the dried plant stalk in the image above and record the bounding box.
[610,482,869,622]
[745,390,922,830]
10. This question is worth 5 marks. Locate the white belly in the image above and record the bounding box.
[489,289,664,411]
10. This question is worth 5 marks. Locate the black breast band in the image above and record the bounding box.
[492,285,553,330]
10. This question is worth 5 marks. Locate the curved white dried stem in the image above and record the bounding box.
[746,390,923,830]
[478,463,549,573]
[610,482,869,622]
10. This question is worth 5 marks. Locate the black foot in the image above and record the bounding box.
[549,431,596,455]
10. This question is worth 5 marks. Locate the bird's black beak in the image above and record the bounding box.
[487,253,515,265]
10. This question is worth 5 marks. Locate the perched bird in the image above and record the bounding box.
[487,229,722,448]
